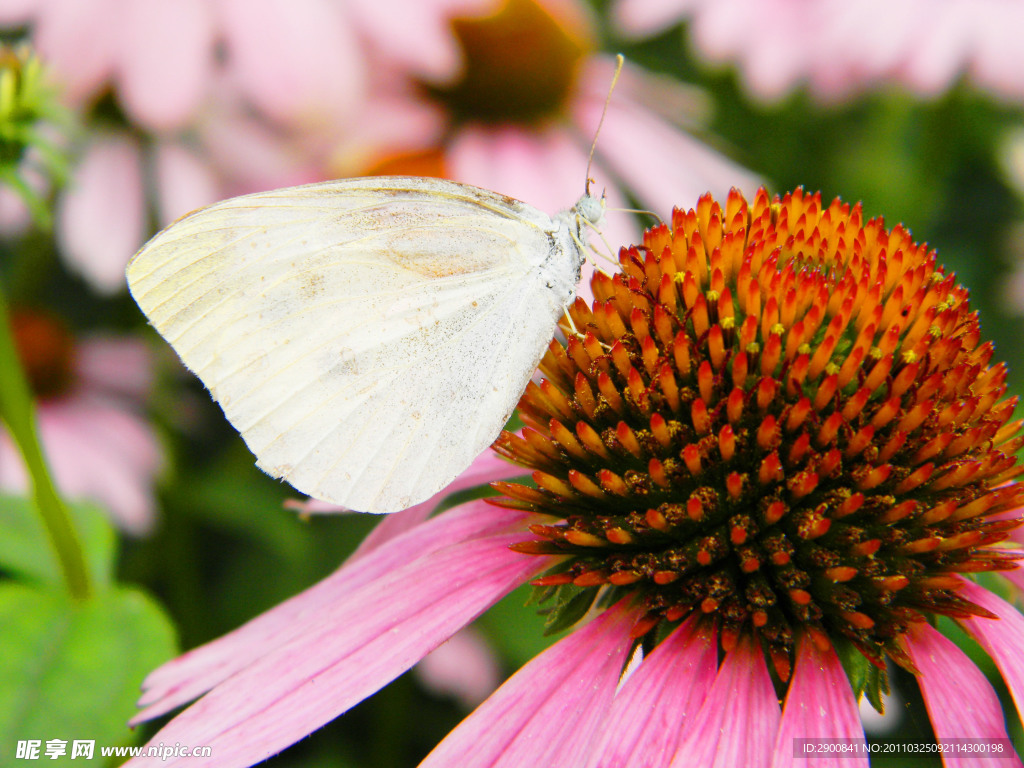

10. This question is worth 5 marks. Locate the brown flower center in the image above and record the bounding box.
[492,188,1024,682]
[11,309,75,399]
[428,0,590,126]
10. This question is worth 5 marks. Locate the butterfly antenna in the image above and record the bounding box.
[606,205,665,227]
[585,54,625,197]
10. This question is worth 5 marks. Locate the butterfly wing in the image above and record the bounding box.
[127,176,582,512]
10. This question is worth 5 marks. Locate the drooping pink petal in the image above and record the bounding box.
[670,633,782,768]
[771,633,865,768]
[901,621,1023,767]
[414,625,501,708]
[957,579,1024,731]
[894,4,971,99]
[127,522,542,768]
[134,501,531,720]
[446,122,640,292]
[115,0,215,130]
[586,615,717,768]
[970,4,1024,102]
[74,337,154,400]
[0,0,37,24]
[197,105,325,194]
[612,0,691,38]
[57,133,145,295]
[348,0,496,83]
[34,397,161,535]
[151,141,222,227]
[573,56,761,216]
[418,601,638,768]
[216,0,365,128]
[349,451,527,557]
[31,0,117,107]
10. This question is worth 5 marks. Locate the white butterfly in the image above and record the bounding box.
[127,175,603,513]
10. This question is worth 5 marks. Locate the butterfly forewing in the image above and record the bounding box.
[127,177,582,512]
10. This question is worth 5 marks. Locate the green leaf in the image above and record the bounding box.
[542,585,598,636]
[0,583,177,761]
[0,494,115,587]
[833,635,890,714]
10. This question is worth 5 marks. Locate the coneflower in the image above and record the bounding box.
[128,189,1024,768]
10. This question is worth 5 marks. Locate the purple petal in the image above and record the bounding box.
[957,580,1024,732]
[128,519,541,767]
[671,633,781,768]
[134,501,529,718]
[587,615,717,768]
[771,633,865,768]
[901,621,1023,767]
[418,601,638,768]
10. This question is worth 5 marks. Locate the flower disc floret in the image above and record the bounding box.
[493,187,1024,680]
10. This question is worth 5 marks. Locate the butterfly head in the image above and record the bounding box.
[570,190,605,246]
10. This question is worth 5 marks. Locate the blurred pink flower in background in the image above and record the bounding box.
[1,0,758,297]
[336,0,757,253]
[414,626,502,708]
[0,311,163,534]
[613,0,1024,103]
[0,0,368,293]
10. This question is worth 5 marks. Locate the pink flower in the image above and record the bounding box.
[0,311,163,534]
[1,0,368,293]
[127,188,1024,765]
[413,626,502,708]
[613,0,1024,103]
[1,0,365,132]
[328,0,759,256]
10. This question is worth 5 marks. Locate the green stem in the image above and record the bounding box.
[0,282,90,599]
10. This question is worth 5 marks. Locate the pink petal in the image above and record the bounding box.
[349,451,527,557]
[134,501,530,719]
[957,580,1024,730]
[34,397,161,535]
[115,0,215,130]
[901,621,1022,767]
[612,0,692,38]
[587,615,718,768]
[31,0,117,107]
[128,521,541,768]
[152,141,222,227]
[446,122,640,278]
[0,0,37,24]
[57,133,145,295]
[348,0,495,82]
[671,633,782,768]
[573,56,761,216]
[74,336,154,400]
[197,107,325,194]
[0,429,30,492]
[216,0,365,127]
[771,633,865,768]
[414,625,501,708]
[419,601,638,768]
[895,4,971,98]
